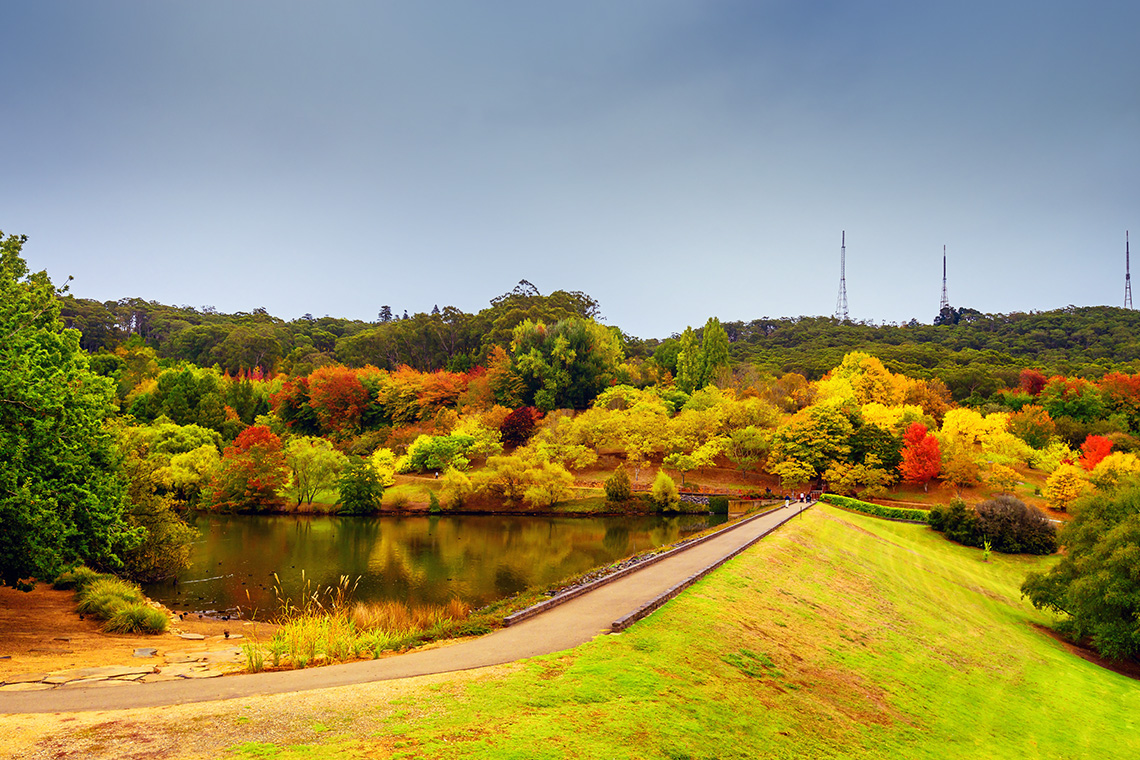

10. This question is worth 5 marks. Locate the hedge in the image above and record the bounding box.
[819,494,930,523]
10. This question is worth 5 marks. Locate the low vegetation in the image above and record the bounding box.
[57,567,169,634]
[819,493,930,522]
[929,495,1057,555]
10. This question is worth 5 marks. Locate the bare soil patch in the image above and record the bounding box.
[0,584,278,684]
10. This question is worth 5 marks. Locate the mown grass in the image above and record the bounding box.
[224,504,1139,759]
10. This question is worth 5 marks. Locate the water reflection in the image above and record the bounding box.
[145,513,727,615]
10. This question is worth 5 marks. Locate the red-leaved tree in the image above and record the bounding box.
[1019,369,1048,397]
[1078,435,1113,471]
[205,425,287,511]
[898,422,941,492]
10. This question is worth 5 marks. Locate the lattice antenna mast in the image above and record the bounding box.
[834,230,849,321]
[939,245,950,313]
[1127,231,1133,310]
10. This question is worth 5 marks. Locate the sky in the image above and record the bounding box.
[3,1,1138,339]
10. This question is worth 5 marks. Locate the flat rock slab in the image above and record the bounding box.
[134,648,158,658]
[43,665,155,684]
[178,633,206,640]
[0,682,54,692]
[163,652,208,664]
[2,673,48,685]
[61,678,134,688]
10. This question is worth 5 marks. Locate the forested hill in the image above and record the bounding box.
[722,307,1140,398]
[61,287,1140,402]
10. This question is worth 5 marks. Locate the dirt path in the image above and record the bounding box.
[0,503,806,715]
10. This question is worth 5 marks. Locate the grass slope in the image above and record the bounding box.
[226,505,1136,759]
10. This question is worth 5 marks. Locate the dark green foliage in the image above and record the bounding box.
[820,494,930,522]
[709,496,730,515]
[974,495,1057,554]
[604,467,633,505]
[928,498,981,544]
[724,308,1140,401]
[1022,484,1140,660]
[0,232,137,588]
[428,490,442,514]
[930,496,1056,555]
[337,457,383,514]
[848,423,903,470]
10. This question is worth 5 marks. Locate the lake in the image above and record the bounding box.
[143,512,729,616]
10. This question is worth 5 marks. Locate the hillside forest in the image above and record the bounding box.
[4,229,1140,662]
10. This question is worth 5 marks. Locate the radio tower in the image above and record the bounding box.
[939,245,950,314]
[1127,231,1133,309]
[834,231,849,321]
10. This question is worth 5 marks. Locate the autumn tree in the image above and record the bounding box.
[1078,435,1113,472]
[205,425,288,511]
[1008,405,1056,449]
[1043,464,1088,512]
[897,422,941,491]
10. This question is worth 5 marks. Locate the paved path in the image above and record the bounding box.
[0,502,810,714]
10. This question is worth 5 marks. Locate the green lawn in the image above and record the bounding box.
[227,505,1138,759]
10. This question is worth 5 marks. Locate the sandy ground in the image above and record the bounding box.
[0,584,279,684]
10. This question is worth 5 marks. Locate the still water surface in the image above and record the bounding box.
[144,513,728,615]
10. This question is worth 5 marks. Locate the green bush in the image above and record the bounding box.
[103,602,169,634]
[428,490,442,514]
[338,457,383,514]
[708,495,730,515]
[651,471,679,511]
[931,495,1056,555]
[604,467,632,505]
[820,494,929,523]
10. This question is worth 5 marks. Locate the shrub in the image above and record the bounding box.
[604,467,633,504]
[708,495,730,515]
[974,494,1057,554]
[428,490,442,513]
[820,494,929,523]
[928,497,980,545]
[103,603,169,634]
[337,457,383,514]
[652,472,680,511]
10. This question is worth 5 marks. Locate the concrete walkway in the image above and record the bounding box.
[0,502,810,714]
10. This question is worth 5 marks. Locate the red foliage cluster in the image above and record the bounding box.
[1078,435,1113,471]
[500,406,541,447]
[1019,369,1047,397]
[898,422,941,489]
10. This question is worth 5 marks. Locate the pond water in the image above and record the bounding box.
[143,512,729,616]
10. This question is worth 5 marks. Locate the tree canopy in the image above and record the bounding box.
[0,232,136,587]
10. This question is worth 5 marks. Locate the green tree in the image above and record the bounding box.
[337,457,384,514]
[284,436,349,505]
[510,317,624,410]
[1022,484,1140,659]
[0,232,137,587]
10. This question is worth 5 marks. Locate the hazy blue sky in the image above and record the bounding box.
[3,2,1137,338]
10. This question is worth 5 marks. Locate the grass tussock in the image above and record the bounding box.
[67,568,169,634]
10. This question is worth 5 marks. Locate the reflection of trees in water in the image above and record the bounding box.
[151,513,715,614]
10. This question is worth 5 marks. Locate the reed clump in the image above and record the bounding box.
[242,572,480,672]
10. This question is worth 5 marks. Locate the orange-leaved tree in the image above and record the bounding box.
[898,422,941,492]
[205,425,287,511]
[1078,434,1113,471]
